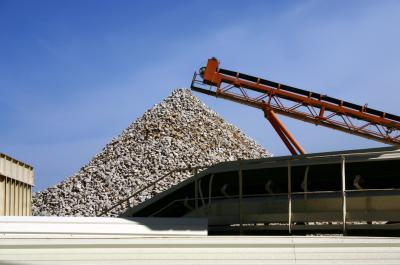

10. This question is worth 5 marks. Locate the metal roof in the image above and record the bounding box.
[0,153,33,170]
[124,146,400,217]
[0,153,34,185]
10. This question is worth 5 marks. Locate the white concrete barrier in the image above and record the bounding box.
[0,216,207,238]
[0,235,399,264]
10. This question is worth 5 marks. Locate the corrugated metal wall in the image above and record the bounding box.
[0,153,34,216]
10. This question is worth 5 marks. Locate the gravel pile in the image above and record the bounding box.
[32,89,270,216]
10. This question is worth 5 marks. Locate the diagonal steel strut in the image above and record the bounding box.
[263,107,305,155]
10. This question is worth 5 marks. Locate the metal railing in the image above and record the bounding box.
[96,165,208,217]
[146,189,400,232]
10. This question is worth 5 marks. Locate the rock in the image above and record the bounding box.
[32,89,271,216]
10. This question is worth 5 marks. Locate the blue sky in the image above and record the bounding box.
[1,0,400,191]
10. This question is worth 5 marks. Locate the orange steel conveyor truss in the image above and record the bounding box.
[190,58,400,155]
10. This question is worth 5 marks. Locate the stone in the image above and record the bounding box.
[32,89,271,216]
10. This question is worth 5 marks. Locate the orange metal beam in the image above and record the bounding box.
[201,58,399,130]
[191,58,400,150]
[264,108,305,155]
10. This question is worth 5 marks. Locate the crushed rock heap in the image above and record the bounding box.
[33,89,271,216]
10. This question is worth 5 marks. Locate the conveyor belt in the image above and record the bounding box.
[191,58,400,147]
[219,68,400,122]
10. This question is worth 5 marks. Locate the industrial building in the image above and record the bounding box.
[122,146,400,236]
[0,153,34,216]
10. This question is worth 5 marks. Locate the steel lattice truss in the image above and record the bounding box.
[191,58,400,147]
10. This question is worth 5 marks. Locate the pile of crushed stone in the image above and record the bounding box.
[33,89,270,216]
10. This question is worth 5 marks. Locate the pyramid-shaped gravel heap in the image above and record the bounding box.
[32,89,270,216]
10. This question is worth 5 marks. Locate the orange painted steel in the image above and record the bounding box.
[191,58,400,154]
[264,108,305,155]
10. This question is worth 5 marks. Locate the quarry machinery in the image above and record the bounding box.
[190,58,400,155]
[119,59,400,236]
[125,147,400,235]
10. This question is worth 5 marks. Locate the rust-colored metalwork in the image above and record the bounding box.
[191,58,400,154]
[264,107,305,155]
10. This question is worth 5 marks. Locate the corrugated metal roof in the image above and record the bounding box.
[0,153,33,170]
[0,153,34,185]
[124,146,400,218]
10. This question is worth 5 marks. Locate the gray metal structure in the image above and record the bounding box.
[123,147,400,235]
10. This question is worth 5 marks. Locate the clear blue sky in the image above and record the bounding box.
[1,0,399,191]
